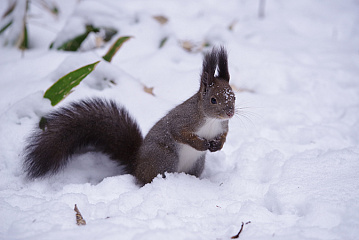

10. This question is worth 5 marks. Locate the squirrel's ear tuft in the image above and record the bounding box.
[217,46,230,81]
[201,48,217,87]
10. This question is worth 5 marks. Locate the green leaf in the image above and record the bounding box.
[19,24,28,50]
[44,61,100,106]
[159,36,168,49]
[0,20,12,35]
[102,36,132,62]
[56,25,100,51]
[39,117,47,130]
[56,32,89,51]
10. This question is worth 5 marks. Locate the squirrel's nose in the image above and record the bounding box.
[226,107,234,118]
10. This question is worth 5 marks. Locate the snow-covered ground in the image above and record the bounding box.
[1,0,359,239]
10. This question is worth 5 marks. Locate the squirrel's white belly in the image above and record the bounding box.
[177,118,225,173]
[177,144,204,173]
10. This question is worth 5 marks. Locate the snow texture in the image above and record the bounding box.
[1,0,359,239]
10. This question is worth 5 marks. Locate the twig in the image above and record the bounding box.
[231,221,251,239]
[231,222,244,239]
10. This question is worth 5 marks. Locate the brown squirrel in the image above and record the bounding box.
[24,46,236,185]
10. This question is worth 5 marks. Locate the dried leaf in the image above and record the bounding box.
[1,1,16,18]
[74,204,86,226]
[228,20,238,31]
[179,41,211,53]
[180,40,195,52]
[143,85,155,96]
[153,15,168,25]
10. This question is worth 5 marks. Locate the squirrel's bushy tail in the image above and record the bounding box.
[24,98,143,179]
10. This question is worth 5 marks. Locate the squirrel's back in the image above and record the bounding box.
[24,99,143,179]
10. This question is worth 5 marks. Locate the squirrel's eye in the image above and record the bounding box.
[211,97,217,104]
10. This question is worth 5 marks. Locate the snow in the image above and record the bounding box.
[1,0,359,239]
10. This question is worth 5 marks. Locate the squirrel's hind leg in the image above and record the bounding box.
[134,142,178,185]
[187,154,206,178]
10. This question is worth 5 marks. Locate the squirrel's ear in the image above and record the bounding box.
[217,46,230,81]
[201,72,209,90]
[201,49,217,88]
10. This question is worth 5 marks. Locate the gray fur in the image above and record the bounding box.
[23,47,235,185]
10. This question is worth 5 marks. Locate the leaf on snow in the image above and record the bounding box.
[180,40,211,53]
[159,36,168,48]
[74,204,86,226]
[0,20,12,35]
[54,25,100,51]
[102,36,132,62]
[44,61,100,106]
[19,23,28,50]
[51,25,118,51]
[143,85,155,96]
[153,15,168,25]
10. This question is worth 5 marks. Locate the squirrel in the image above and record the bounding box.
[23,46,236,185]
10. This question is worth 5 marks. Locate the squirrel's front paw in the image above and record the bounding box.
[208,139,223,152]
